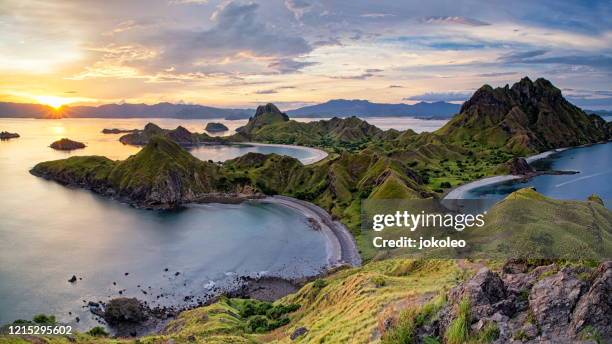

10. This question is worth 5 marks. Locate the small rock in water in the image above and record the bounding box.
[175,272,180,276]
[113,281,117,285]
[75,317,80,323]
[124,272,129,276]
[118,290,123,295]
[68,275,77,283]
[164,268,169,272]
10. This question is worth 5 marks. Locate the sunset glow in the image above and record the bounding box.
[0,0,610,109]
[32,96,73,109]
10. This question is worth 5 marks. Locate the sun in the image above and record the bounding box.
[33,95,72,109]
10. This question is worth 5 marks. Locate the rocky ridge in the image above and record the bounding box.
[412,260,612,343]
[438,77,611,154]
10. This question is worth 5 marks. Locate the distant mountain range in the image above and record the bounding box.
[0,102,252,119]
[0,99,461,120]
[286,99,459,118]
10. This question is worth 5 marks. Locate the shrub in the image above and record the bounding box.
[32,314,56,324]
[312,279,327,291]
[87,326,109,337]
[371,276,386,287]
[440,181,452,188]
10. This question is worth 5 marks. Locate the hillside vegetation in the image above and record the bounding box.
[18,77,612,343]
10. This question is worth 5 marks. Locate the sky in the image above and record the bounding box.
[1,0,611,109]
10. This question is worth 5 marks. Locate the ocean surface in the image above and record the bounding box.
[0,118,335,329]
[463,142,612,204]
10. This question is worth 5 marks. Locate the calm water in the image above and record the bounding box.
[0,116,446,328]
[464,143,612,205]
[0,118,330,329]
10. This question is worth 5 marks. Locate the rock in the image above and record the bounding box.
[503,157,535,175]
[0,131,19,140]
[102,128,137,134]
[570,261,612,337]
[503,263,558,294]
[68,275,77,283]
[529,267,587,337]
[290,327,308,340]
[448,268,507,319]
[103,297,148,325]
[205,122,229,133]
[119,123,218,146]
[587,194,605,206]
[502,259,529,274]
[50,138,86,150]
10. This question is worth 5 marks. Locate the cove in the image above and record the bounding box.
[0,118,331,329]
[460,142,612,205]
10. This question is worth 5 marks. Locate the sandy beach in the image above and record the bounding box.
[243,142,329,165]
[443,147,568,200]
[258,195,362,268]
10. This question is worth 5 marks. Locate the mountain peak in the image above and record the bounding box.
[439,77,611,154]
[255,103,284,117]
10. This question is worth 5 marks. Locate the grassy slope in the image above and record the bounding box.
[0,260,465,344]
[466,188,612,259]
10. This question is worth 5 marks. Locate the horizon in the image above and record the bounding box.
[1,1,611,110]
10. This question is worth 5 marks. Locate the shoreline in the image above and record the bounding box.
[443,145,590,200]
[240,142,329,165]
[257,195,362,268]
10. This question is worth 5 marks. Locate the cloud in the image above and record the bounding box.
[112,1,314,77]
[360,13,395,19]
[284,0,311,20]
[498,50,549,63]
[499,50,612,71]
[476,72,517,77]
[421,16,490,27]
[388,85,403,88]
[404,91,472,102]
[268,59,317,73]
[254,89,277,94]
[168,0,208,4]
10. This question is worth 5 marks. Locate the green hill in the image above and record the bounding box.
[436,77,611,155]
[466,188,612,260]
[31,136,227,208]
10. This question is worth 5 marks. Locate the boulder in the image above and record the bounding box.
[529,267,587,337]
[103,297,148,325]
[570,261,611,337]
[290,327,308,340]
[503,157,535,175]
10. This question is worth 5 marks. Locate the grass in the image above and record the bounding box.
[445,297,471,344]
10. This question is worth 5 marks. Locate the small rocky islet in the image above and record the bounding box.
[204,122,229,132]
[101,128,138,134]
[0,131,19,140]
[49,138,86,150]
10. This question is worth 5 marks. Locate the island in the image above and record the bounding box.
[24,78,612,343]
[101,128,138,134]
[49,138,86,150]
[204,122,229,133]
[0,131,19,140]
[119,123,222,146]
